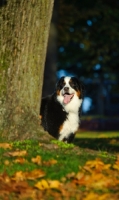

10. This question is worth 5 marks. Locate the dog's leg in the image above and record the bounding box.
[63,133,75,143]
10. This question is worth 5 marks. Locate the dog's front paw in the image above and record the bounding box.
[62,133,75,143]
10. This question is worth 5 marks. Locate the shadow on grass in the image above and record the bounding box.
[74,137,119,153]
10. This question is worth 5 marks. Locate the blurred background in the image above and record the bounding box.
[42,0,119,131]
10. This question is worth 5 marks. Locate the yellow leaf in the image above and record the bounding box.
[83,192,111,200]
[48,180,61,189]
[103,164,111,170]
[0,143,12,149]
[35,179,61,190]
[8,150,27,157]
[4,160,10,166]
[75,172,85,180]
[113,160,119,170]
[35,179,49,190]
[83,192,99,200]
[113,164,119,170]
[99,193,111,200]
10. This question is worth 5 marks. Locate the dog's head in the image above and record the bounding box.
[56,76,84,110]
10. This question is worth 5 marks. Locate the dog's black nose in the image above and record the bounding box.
[64,87,69,92]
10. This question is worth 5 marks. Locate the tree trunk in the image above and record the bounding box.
[0,0,54,140]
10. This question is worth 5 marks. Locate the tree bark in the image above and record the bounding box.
[0,0,54,140]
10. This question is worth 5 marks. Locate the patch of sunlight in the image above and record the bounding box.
[76,131,119,139]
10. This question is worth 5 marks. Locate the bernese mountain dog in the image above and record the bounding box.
[40,76,84,143]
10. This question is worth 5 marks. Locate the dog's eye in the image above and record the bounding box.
[62,82,65,87]
[70,82,76,87]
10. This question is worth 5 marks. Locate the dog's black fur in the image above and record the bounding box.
[40,76,84,143]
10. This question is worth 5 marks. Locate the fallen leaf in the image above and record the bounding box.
[48,180,61,189]
[26,169,45,180]
[113,160,119,170]
[109,139,117,144]
[66,172,76,179]
[43,159,57,166]
[12,169,45,181]
[31,155,42,165]
[75,172,85,181]
[4,160,10,166]
[0,173,11,183]
[35,179,49,190]
[35,179,61,190]
[0,143,12,149]
[12,171,26,181]
[7,150,27,157]
[83,192,99,200]
[84,158,110,172]
[14,157,27,164]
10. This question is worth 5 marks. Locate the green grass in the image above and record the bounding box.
[76,131,119,138]
[75,131,119,153]
[0,140,95,180]
[0,132,119,199]
[0,135,117,180]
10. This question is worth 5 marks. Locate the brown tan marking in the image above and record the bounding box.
[59,124,63,133]
[57,90,60,96]
[76,90,81,98]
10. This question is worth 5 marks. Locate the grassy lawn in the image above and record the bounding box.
[0,131,119,199]
[75,131,119,153]
[0,140,96,180]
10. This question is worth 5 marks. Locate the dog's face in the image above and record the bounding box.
[56,76,83,111]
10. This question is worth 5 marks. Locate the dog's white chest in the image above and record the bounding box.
[58,112,79,141]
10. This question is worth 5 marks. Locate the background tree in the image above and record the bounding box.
[42,0,58,97]
[0,0,54,140]
[57,0,119,115]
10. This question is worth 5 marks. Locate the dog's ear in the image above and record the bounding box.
[71,77,85,97]
[79,81,85,98]
[80,81,85,92]
[55,76,65,90]
[71,77,85,92]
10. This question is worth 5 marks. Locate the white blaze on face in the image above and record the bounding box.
[62,77,74,94]
[62,77,75,104]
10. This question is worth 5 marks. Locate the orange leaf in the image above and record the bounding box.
[84,158,110,172]
[31,155,42,165]
[43,159,57,166]
[14,157,27,164]
[25,169,45,180]
[12,169,45,181]
[12,171,26,181]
